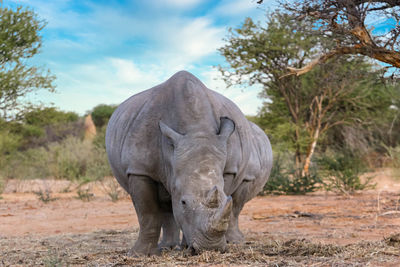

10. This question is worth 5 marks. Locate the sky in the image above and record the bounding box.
[7,0,277,116]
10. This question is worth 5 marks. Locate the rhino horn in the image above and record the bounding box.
[205,186,221,209]
[208,196,232,234]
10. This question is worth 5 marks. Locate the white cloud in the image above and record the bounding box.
[200,68,263,115]
[36,58,163,114]
[159,17,225,65]
[109,58,146,84]
[31,0,226,69]
[39,61,263,116]
[9,0,270,115]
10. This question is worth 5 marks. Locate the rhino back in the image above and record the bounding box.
[106,71,254,192]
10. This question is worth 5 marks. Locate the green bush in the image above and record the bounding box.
[91,104,117,128]
[317,152,375,194]
[23,106,79,127]
[2,148,49,179]
[0,136,112,181]
[93,125,107,149]
[0,130,21,155]
[262,154,322,195]
[4,109,84,150]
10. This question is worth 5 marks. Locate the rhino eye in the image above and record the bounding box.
[181,200,186,206]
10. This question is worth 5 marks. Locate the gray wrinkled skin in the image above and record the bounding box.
[105,71,273,255]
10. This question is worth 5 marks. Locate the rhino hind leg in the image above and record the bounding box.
[127,175,162,256]
[158,212,180,250]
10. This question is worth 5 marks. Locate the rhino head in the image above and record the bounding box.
[159,117,235,253]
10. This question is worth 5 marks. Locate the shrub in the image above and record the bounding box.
[262,154,322,195]
[0,130,21,156]
[34,189,57,203]
[91,104,117,128]
[100,178,123,202]
[23,106,79,127]
[76,178,94,201]
[317,152,375,194]
[0,136,112,181]
[5,114,84,150]
[93,125,107,149]
[76,188,94,201]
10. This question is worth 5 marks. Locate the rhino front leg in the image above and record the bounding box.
[157,183,180,250]
[128,174,162,256]
[226,180,259,243]
[225,196,245,244]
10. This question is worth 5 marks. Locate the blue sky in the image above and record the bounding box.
[7,0,277,115]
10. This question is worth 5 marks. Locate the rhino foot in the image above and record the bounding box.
[158,240,180,251]
[225,228,244,244]
[127,243,161,256]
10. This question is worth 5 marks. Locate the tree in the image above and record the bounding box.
[91,104,117,128]
[0,6,55,119]
[256,0,400,77]
[23,106,79,127]
[219,12,392,175]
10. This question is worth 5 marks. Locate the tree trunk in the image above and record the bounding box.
[294,125,303,177]
[302,126,320,177]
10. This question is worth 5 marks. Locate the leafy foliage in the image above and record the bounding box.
[317,152,376,194]
[267,0,400,77]
[23,106,79,127]
[91,104,117,128]
[220,11,394,175]
[0,136,112,181]
[262,154,322,195]
[0,6,55,119]
[0,107,83,150]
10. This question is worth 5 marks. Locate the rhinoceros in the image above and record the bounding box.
[105,71,272,255]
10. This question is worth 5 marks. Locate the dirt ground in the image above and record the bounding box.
[1,169,400,266]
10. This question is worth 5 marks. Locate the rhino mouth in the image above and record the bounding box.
[190,229,228,254]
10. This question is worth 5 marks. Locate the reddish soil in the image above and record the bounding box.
[1,170,400,266]
[2,192,400,245]
[1,169,400,245]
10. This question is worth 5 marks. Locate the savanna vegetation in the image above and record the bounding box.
[220,10,400,195]
[1,5,400,198]
[0,105,115,189]
[0,6,118,195]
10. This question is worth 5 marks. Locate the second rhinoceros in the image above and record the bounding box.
[105,71,272,255]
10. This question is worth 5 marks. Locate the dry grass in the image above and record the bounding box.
[1,229,399,266]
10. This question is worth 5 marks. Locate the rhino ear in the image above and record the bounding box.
[218,117,235,139]
[159,121,182,144]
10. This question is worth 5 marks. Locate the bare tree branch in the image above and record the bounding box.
[261,0,400,77]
